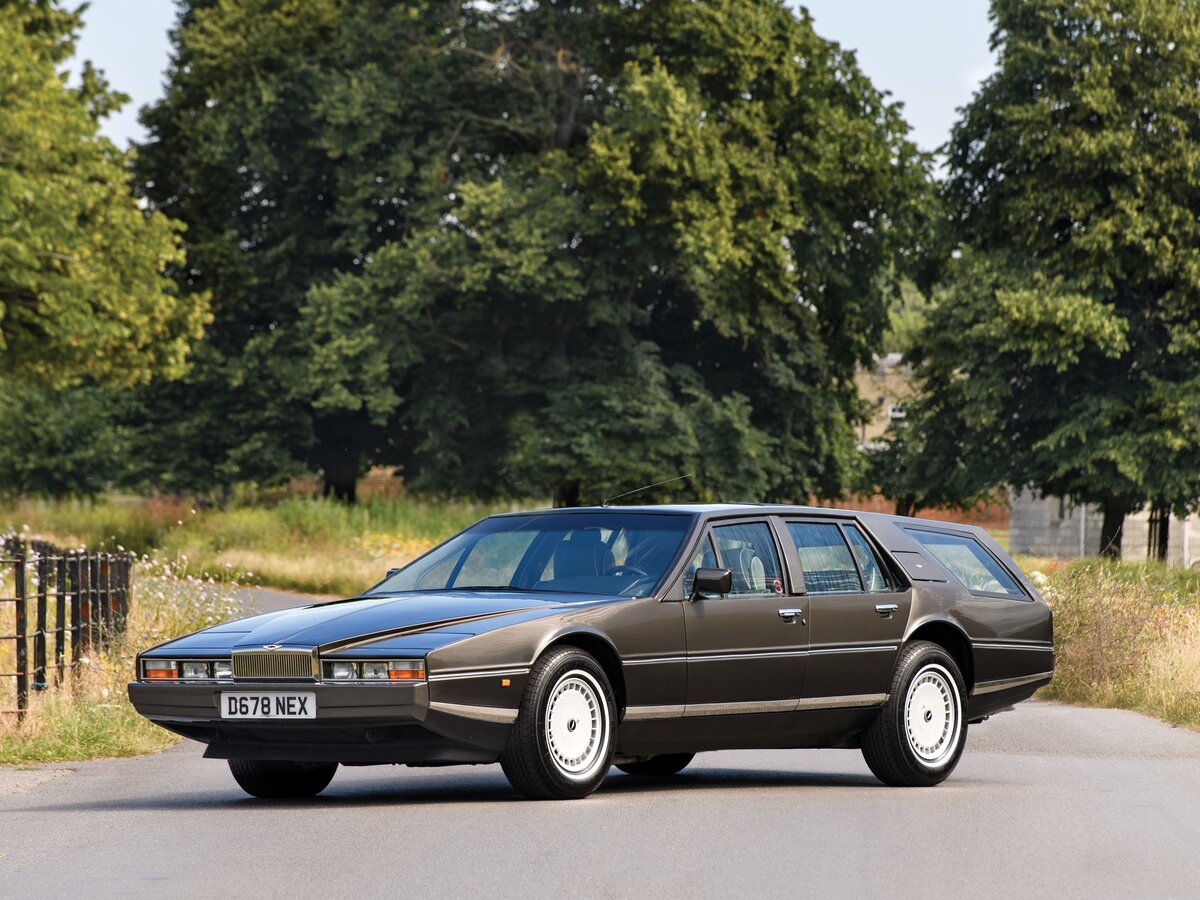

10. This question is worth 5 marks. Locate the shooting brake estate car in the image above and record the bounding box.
[129,504,1053,800]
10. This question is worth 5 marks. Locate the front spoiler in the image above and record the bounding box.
[127,680,514,763]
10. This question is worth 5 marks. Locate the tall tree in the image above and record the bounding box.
[0,1,207,388]
[914,0,1200,554]
[138,0,927,502]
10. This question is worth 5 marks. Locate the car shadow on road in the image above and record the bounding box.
[4,766,885,814]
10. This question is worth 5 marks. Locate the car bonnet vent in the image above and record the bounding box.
[231,649,317,679]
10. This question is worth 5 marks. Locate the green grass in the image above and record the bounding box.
[1,494,537,596]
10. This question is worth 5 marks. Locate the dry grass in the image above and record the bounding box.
[0,556,245,764]
[0,495,531,597]
[1028,558,1200,731]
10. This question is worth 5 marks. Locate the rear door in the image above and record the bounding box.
[682,519,808,711]
[780,519,910,702]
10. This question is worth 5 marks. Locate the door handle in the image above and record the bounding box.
[875,603,899,618]
[778,608,805,625]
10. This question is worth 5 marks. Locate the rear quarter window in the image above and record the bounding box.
[906,529,1024,598]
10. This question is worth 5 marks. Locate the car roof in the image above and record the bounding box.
[489,503,934,526]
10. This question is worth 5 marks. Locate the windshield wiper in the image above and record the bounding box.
[452,585,595,595]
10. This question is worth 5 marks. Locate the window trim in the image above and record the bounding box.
[902,526,1029,600]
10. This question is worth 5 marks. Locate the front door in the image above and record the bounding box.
[781,519,909,703]
[683,519,809,712]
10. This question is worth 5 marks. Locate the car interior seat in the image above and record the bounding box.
[552,529,616,580]
[733,547,766,594]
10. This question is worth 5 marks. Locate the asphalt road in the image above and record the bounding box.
[2,592,1199,898]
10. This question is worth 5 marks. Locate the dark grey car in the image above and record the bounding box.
[129,504,1053,800]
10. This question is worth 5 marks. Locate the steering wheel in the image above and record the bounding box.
[606,564,649,579]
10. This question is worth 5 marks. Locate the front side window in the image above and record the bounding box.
[712,522,783,597]
[907,529,1023,597]
[374,513,693,598]
[681,536,718,596]
[786,522,861,594]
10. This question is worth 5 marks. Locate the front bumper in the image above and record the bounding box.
[127,680,511,764]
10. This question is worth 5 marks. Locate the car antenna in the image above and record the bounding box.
[601,474,693,508]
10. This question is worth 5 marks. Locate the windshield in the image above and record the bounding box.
[370,513,694,598]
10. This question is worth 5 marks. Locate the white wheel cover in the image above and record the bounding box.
[903,662,962,767]
[544,668,609,782]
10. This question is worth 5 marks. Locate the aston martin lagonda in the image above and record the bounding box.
[129,504,1053,800]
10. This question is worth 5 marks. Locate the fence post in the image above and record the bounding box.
[14,554,27,717]
[118,556,130,627]
[88,554,100,649]
[98,555,111,637]
[34,554,48,691]
[68,553,82,664]
[54,555,66,685]
[79,553,91,652]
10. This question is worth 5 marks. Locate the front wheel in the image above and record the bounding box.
[861,641,967,787]
[500,645,616,800]
[227,759,338,799]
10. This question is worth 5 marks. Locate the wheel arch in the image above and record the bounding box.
[537,628,626,717]
[905,618,974,692]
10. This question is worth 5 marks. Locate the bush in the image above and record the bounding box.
[1032,559,1200,730]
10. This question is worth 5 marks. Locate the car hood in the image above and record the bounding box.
[153,591,601,654]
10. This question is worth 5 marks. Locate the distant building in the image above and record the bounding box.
[1009,488,1200,567]
[854,353,913,442]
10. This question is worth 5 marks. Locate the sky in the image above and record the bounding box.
[72,0,997,156]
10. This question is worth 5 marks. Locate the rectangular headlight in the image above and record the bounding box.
[361,661,390,681]
[181,661,211,680]
[213,660,233,680]
[143,659,178,680]
[323,661,359,680]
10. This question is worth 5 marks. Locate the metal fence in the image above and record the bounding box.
[0,539,133,719]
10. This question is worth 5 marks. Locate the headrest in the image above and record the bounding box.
[553,529,614,578]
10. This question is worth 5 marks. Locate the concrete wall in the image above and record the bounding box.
[1010,488,1200,567]
[1009,488,1104,558]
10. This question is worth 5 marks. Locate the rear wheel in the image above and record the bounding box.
[616,753,694,777]
[500,645,616,800]
[861,641,967,787]
[227,759,338,799]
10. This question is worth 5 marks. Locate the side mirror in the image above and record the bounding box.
[691,567,732,600]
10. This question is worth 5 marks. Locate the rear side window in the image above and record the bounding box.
[786,522,861,594]
[843,524,891,593]
[908,530,1023,597]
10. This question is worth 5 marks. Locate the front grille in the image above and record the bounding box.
[232,650,316,679]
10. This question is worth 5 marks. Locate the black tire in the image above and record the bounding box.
[500,645,617,800]
[227,759,338,799]
[616,753,695,777]
[861,641,968,787]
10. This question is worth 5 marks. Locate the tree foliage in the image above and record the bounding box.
[135,0,926,502]
[0,1,208,387]
[894,0,1200,548]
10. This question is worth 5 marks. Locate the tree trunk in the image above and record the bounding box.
[1099,500,1126,559]
[1148,501,1170,562]
[894,495,918,518]
[323,468,358,504]
[554,479,582,508]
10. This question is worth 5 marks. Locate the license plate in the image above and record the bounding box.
[220,692,316,719]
